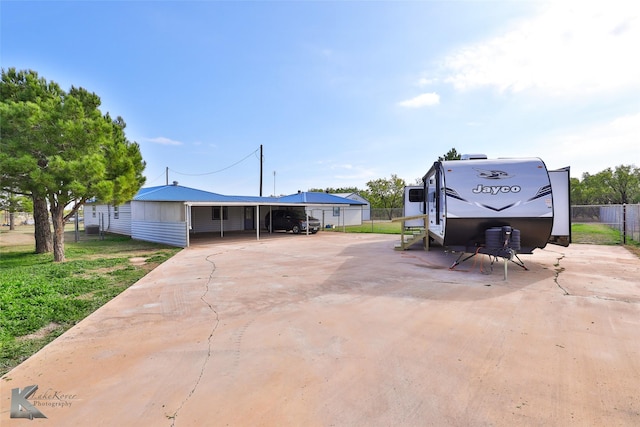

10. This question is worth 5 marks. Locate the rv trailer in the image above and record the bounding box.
[404,156,570,261]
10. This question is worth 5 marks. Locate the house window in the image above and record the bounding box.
[212,206,228,220]
[92,205,96,218]
[113,205,119,219]
[333,207,340,217]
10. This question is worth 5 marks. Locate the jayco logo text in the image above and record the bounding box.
[472,184,521,195]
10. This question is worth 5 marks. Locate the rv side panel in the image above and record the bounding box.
[548,167,571,246]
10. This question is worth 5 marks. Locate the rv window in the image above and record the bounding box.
[408,189,424,203]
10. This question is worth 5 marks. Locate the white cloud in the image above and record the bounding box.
[536,112,640,176]
[144,136,183,146]
[442,1,640,96]
[398,92,440,108]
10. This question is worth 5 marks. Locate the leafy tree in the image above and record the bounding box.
[603,165,640,204]
[363,174,406,219]
[572,165,639,204]
[0,68,146,262]
[569,177,587,205]
[438,148,462,161]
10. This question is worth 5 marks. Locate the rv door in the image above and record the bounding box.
[548,167,571,247]
[403,186,426,227]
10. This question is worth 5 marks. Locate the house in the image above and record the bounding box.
[331,192,371,222]
[84,184,367,247]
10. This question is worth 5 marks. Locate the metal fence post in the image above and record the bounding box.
[623,203,627,244]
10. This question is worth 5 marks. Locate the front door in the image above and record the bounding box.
[244,207,255,230]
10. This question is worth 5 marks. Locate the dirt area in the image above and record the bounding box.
[1,233,639,426]
[0,228,36,247]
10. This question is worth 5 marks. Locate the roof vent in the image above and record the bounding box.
[172,181,179,186]
[461,154,488,160]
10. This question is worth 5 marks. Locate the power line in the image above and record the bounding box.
[169,147,260,177]
[146,170,168,186]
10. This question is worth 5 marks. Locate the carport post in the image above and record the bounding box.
[185,204,190,247]
[256,204,260,240]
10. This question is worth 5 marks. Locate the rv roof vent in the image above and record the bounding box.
[461,154,488,160]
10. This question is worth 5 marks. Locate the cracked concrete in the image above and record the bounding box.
[168,254,220,426]
[553,253,570,295]
[1,233,639,426]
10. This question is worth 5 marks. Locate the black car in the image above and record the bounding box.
[265,209,321,234]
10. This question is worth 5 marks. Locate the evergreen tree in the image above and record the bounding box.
[1,68,146,261]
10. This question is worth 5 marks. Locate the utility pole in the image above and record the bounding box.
[165,167,169,186]
[259,144,263,196]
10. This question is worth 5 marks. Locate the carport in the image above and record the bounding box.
[128,185,366,247]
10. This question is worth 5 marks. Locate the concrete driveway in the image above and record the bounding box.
[2,233,639,426]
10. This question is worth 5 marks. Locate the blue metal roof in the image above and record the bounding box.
[276,192,366,205]
[133,185,238,202]
[133,186,364,205]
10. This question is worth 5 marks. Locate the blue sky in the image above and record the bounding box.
[2,0,638,196]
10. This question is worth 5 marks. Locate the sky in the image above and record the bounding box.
[2,0,639,196]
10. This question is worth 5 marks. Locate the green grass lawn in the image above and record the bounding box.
[571,223,622,245]
[0,230,180,376]
[325,221,403,234]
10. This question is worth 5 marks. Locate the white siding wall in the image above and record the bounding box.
[132,220,188,247]
[343,207,363,226]
[309,206,363,228]
[85,204,101,227]
[131,201,184,222]
[191,206,245,233]
[84,202,132,236]
[345,196,370,221]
